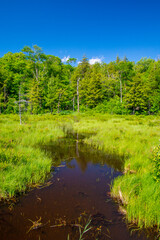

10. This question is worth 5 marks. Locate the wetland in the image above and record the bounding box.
[0,130,155,240]
[0,114,160,239]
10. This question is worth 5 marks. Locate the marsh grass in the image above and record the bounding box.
[72,113,160,229]
[0,114,66,199]
[0,113,160,230]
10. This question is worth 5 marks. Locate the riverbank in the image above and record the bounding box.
[72,113,160,230]
[0,113,159,231]
[0,114,65,199]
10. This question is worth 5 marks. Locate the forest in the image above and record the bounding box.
[0,46,160,239]
[0,45,160,115]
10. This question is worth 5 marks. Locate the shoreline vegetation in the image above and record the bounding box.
[0,114,65,200]
[72,113,160,231]
[0,113,160,233]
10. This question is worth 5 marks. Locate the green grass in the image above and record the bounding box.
[72,113,160,229]
[0,114,65,199]
[0,112,160,230]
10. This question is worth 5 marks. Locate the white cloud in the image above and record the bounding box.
[89,57,103,65]
[61,56,70,63]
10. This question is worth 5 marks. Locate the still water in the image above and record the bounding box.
[0,133,150,240]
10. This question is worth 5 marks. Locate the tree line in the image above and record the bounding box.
[0,45,160,115]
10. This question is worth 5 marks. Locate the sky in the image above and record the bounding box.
[0,0,160,63]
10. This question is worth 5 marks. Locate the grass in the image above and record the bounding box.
[72,113,160,229]
[0,114,66,199]
[0,112,160,231]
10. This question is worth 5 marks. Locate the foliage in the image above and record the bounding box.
[95,97,129,114]
[1,47,160,115]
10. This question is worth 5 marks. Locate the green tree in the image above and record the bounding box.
[22,45,47,113]
[125,74,148,114]
[0,52,30,113]
[71,56,90,112]
[80,63,103,108]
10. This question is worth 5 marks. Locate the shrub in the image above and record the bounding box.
[94,97,130,115]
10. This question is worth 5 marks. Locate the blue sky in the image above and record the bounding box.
[0,0,160,63]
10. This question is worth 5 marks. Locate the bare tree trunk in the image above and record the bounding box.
[119,72,123,103]
[34,66,42,110]
[77,78,80,112]
[73,96,75,112]
[35,66,39,82]
[19,87,22,125]
[133,106,135,115]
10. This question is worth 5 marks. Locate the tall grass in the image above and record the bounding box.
[0,114,66,199]
[0,113,160,230]
[72,113,160,229]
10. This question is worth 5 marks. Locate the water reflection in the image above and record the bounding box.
[41,132,125,172]
[0,132,152,240]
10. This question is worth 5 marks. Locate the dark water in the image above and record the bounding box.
[0,133,152,240]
